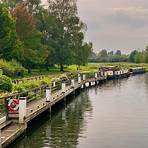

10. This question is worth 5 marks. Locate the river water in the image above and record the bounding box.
[10,73,148,148]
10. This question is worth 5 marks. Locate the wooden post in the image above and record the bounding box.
[83,74,86,81]
[19,97,27,124]
[78,76,81,84]
[46,87,51,102]
[62,83,66,93]
[71,79,75,88]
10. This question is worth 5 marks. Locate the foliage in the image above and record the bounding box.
[0,59,26,77]
[89,49,128,63]
[0,74,12,92]
[0,0,92,73]
[0,2,21,60]
[128,48,148,63]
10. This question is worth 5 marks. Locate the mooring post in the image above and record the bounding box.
[46,87,51,102]
[95,73,98,79]
[83,74,86,81]
[53,81,56,87]
[62,83,66,93]
[71,79,75,88]
[19,97,27,124]
[78,76,81,84]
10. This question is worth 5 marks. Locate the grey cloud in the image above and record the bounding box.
[105,8,148,28]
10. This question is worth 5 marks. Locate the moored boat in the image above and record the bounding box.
[99,66,130,80]
[129,67,145,75]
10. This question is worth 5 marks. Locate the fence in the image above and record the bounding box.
[0,72,98,114]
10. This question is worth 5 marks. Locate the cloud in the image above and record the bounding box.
[77,0,148,53]
[106,7,148,28]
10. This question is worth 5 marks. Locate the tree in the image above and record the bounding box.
[108,51,114,55]
[135,51,145,63]
[129,50,138,62]
[98,49,107,57]
[12,3,36,42]
[47,0,82,71]
[0,2,20,60]
[12,3,49,72]
[115,50,121,56]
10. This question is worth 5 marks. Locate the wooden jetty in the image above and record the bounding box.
[0,74,106,148]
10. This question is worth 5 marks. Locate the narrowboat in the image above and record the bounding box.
[99,66,130,80]
[129,67,146,75]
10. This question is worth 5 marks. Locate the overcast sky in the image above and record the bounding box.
[42,0,148,53]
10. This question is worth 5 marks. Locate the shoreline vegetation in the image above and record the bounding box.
[0,62,148,97]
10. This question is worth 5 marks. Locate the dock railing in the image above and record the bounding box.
[1,72,100,119]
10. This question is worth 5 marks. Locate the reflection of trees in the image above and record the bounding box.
[10,90,93,148]
[48,91,93,148]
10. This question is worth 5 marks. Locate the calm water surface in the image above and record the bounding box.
[10,74,148,148]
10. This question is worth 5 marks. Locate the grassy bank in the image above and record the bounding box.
[1,63,148,97]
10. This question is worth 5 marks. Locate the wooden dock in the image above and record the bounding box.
[1,76,106,147]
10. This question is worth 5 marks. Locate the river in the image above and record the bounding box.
[10,73,148,148]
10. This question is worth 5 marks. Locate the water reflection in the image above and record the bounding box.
[10,90,93,148]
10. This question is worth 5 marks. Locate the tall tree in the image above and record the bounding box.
[0,2,20,60]
[47,0,80,71]
[12,3,49,72]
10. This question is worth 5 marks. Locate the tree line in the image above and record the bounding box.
[129,47,148,63]
[89,48,148,63]
[89,49,128,63]
[0,0,92,72]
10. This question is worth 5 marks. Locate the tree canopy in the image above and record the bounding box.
[0,0,92,72]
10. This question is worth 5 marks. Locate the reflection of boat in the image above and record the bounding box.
[99,66,130,80]
[129,67,146,75]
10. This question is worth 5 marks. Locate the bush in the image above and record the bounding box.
[0,59,26,77]
[0,75,12,92]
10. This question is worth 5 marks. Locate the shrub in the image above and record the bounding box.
[0,59,26,77]
[0,75,12,92]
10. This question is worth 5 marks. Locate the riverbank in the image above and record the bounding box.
[0,65,146,147]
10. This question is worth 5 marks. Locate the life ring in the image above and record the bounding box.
[8,99,19,112]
